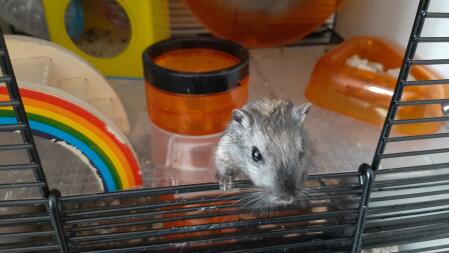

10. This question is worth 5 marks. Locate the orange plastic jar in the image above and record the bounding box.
[143,37,249,136]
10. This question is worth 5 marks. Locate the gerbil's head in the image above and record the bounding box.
[232,100,311,205]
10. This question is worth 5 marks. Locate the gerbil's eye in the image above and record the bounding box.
[252,146,263,162]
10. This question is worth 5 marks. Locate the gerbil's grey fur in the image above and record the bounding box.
[215,99,311,206]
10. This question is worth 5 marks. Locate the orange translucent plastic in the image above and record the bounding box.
[154,49,240,72]
[146,80,248,135]
[306,36,448,135]
[146,48,248,136]
[184,0,343,48]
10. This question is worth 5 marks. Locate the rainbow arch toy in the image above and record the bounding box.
[0,83,142,192]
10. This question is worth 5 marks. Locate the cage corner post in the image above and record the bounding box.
[355,0,432,251]
[352,163,375,253]
[49,189,70,253]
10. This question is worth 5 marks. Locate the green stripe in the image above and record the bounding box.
[0,109,122,189]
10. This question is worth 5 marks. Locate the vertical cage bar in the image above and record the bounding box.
[371,0,431,171]
[352,164,374,253]
[0,28,49,198]
[49,190,69,253]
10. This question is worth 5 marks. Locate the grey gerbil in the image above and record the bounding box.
[215,99,311,206]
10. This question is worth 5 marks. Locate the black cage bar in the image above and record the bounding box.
[1,0,449,252]
[362,0,449,251]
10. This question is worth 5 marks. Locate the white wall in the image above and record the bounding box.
[336,0,449,78]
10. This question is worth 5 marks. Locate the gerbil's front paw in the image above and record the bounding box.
[216,173,234,191]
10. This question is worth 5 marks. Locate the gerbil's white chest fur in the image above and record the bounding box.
[215,99,311,207]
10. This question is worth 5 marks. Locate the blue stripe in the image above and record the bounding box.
[0,117,115,191]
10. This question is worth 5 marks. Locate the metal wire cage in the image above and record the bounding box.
[0,0,448,252]
[362,0,449,251]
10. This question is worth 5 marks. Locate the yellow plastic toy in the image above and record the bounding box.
[42,0,169,78]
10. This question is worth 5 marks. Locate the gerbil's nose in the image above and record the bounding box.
[283,196,295,204]
[278,193,295,204]
[280,177,296,198]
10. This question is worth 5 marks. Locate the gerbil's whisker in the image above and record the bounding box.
[301,190,312,197]
[252,198,262,214]
[259,199,266,216]
[257,196,268,216]
[246,192,265,210]
[237,192,258,204]
[215,189,238,200]
[241,187,262,196]
[295,192,306,199]
[241,195,260,210]
[267,203,272,216]
[248,194,264,211]
[238,187,260,193]
[301,189,313,196]
[295,190,311,199]
[238,192,261,208]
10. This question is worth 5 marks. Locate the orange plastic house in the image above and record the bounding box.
[306,36,447,135]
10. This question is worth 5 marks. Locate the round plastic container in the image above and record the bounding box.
[142,37,249,136]
[184,0,343,48]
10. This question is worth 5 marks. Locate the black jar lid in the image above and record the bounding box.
[142,37,249,95]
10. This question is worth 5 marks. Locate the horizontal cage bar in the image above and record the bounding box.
[0,213,50,225]
[397,98,449,106]
[0,124,26,131]
[0,181,46,189]
[0,244,59,253]
[380,147,449,158]
[386,132,449,142]
[0,230,55,239]
[0,101,18,107]
[0,143,33,151]
[0,163,40,171]
[425,12,449,18]
[0,76,11,83]
[409,59,449,65]
[391,116,449,125]
[415,36,449,42]
[405,79,449,86]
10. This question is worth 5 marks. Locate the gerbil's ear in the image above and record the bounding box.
[232,109,252,128]
[292,103,311,124]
